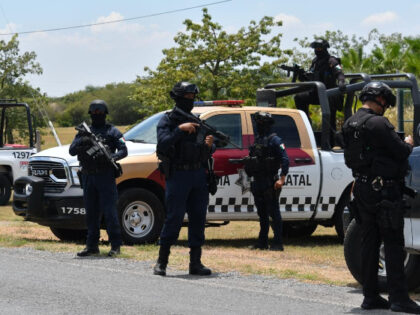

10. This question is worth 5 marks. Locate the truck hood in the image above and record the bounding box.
[31,141,157,167]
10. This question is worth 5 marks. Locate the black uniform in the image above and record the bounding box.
[343,107,412,304]
[247,132,289,249]
[153,81,214,277]
[156,109,214,248]
[69,123,127,251]
[294,53,345,133]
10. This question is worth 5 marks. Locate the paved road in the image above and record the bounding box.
[0,247,414,315]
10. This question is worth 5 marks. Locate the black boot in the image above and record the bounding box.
[77,246,99,257]
[361,295,389,310]
[390,298,420,314]
[153,245,170,276]
[189,247,211,276]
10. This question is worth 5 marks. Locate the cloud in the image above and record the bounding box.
[274,13,302,28]
[361,11,398,26]
[91,11,144,33]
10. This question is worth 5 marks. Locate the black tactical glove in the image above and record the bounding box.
[338,80,346,93]
[80,136,91,146]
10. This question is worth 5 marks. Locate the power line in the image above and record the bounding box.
[0,0,232,36]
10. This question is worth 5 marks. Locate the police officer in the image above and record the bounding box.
[294,39,346,135]
[342,82,420,313]
[69,100,128,257]
[153,82,214,276]
[246,111,289,251]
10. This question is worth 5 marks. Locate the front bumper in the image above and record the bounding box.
[13,176,86,229]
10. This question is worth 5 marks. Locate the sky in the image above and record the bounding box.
[0,0,419,97]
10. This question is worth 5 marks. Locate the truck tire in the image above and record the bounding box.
[0,174,11,205]
[344,219,420,291]
[50,227,87,243]
[118,188,164,245]
[283,222,318,238]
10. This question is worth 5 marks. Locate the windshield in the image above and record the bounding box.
[124,112,164,144]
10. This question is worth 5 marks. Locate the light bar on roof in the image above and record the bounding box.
[194,100,244,106]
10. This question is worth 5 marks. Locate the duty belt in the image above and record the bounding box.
[173,162,202,171]
[355,174,397,192]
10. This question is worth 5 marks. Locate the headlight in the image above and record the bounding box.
[25,183,33,196]
[70,166,82,186]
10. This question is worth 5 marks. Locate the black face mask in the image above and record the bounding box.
[315,49,328,58]
[176,97,194,113]
[91,113,106,128]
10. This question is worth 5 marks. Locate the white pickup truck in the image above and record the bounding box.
[0,101,38,205]
[13,79,357,245]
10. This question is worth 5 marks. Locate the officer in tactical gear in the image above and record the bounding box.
[246,111,289,251]
[342,82,420,313]
[294,38,346,137]
[153,82,215,276]
[69,100,127,257]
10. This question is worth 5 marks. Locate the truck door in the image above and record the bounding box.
[249,111,321,219]
[200,111,253,216]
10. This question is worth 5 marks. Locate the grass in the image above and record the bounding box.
[0,202,357,287]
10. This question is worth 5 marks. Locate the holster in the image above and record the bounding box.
[376,199,404,230]
[348,199,362,224]
[158,161,172,180]
[77,170,84,189]
[206,158,219,196]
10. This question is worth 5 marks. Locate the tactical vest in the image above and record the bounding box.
[244,134,282,178]
[342,114,375,172]
[78,125,114,173]
[309,55,340,88]
[158,111,210,167]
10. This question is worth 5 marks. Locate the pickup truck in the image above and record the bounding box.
[13,73,418,247]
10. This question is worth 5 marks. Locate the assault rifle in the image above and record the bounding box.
[280,64,307,82]
[172,106,241,149]
[75,122,123,178]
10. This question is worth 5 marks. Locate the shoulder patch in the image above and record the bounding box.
[119,137,126,144]
[280,143,286,150]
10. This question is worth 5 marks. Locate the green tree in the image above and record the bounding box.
[132,8,286,115]
[0,35,43,143]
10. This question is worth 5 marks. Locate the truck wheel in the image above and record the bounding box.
[50,227,87,243]
[118,188,164,245]
[283,222,318,238]
[0,174,11,205]
[344,219,420,291]
[333,191,350,244]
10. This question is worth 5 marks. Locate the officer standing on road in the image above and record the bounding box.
[69,100,128,257]
[153,82,214,276]
[294,39,346,135]
[246,111,289,251]
[342,82,420,313]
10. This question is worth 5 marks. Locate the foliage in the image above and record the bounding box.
[0,35,44,144]
[53,83,144,127]
[132,8,287,116]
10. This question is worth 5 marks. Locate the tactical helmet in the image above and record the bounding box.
[88,99,108,114]
[252,111,274,125]
[359,81,396,107]
[170,81,199,99]
[310,39,330,49]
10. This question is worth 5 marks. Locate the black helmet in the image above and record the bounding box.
[252,111,274,125]
[88,99,108,114]
[170,81,199,99]
[359,81,396,107]
[310,39,330,49]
